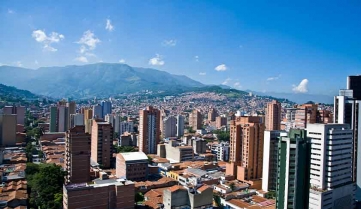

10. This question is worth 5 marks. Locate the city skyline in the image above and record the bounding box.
[1,1,361,96]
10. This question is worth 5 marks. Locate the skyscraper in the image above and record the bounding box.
[65,125,91,184]
[92,104,102,119]
[0,114,17,146]
[265,100,281,131]
[3,106,25,125]
[262,130,285,192]
[307,123,354,209]
[208,108,218,122]
[294,104,318,129]
[66,101,76,130]
[49,103,69,132]
[50,106,57,132]
[176,115,184,137]
[275,129,310,209]
[139,106,161,154]
[226,116,265,189]
[101,100,112,118]
[91,120,114,168]
[162,116,177,138]
[334,75,361,200]
[69,114,84,128]
[189,109,202,131]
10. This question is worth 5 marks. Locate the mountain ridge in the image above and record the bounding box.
[0,63,204,98]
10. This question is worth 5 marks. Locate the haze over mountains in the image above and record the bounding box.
[0,63,333,103]
[0,63,204,98]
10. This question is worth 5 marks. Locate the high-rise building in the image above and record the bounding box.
[275,129,310,209]
[226,116,265,189]
[50,106,57,132]
[216,116,227,129]
[92,104,102,119]
[294,104,318,129]
[265,100,281,131]
[139,106,161,154]
[334,75,361,200]
[83,108,93,122]
[189,109,202,131]
[119,121,134,135]
[49,103,69,132]
[162,116,177,138]
[69,114,84,128]
[176,115,185,137]
[3,106,25,125]
[58,105,67,132]
[65,126,91,184]
[82,108,93,133]
[66,101,76,130]
[262,130,285,192]
[307,123,355,209]
[347,75,361,99]
[101,100,112,118]
[208,108,218,122]
[0,114,17,146]
[91,120,113,168]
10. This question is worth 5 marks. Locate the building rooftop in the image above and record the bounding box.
[65,179,134,191]
[119,152,148,161]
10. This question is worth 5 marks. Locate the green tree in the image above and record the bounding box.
[213,194,224,208]
[148,156,153,164]
[135,192,144,203]
[27,163,66,209]
[214,130,230,141]
[115,146,136,153]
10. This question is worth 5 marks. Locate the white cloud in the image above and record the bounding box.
[195,55,199,62]
[119,59,126,63]
[8,9,14,14]
[77,30,100,51]
[162,39,177,47]
[75,56,88,63]
[32,30,64,52]
[222,78,232,85]
[149,54,165,66]
[199,72,206,76]
[75,30,100,62]
[215,64,227,71]
[34,60,39,65]
[234,82,242,88]
[292,79,309,93]
[267,74,281,81]
[105,19,114,32]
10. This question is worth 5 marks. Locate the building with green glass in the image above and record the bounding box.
[276,129,310,209]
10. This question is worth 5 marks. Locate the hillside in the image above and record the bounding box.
[0,63,204,98]
[0,84,39,108]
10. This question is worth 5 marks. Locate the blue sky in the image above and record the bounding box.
[1,1,361,96]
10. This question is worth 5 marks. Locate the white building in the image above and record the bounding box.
[70,114,84,128]
[262,130,285,192]
[211,142,230,162]
[176,115,185,137]
[307,123,355,209]
[105,114,133,135]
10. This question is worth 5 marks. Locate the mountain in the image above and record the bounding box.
[0,83,38,99]
[0,83,40,108]
[249,90,334,104]
[0,63,204,98]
